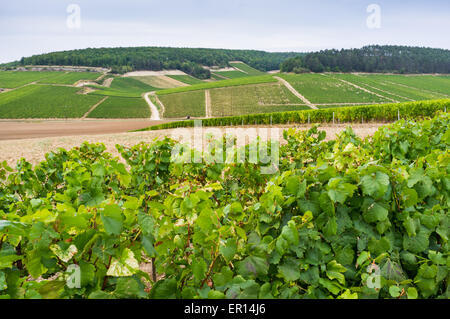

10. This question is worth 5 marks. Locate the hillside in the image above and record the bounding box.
[1,68,449,120]
[4,47,301,78]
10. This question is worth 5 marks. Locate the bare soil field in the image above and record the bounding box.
[0,119,170,141]
[134,75,188,89]
[0,123,385,167]
[123,70,187,76]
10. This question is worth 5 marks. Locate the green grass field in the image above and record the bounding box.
[38,72,101,85]
[88,96,150,118]
[158,90,205,118]
[0,71,64,88]
[331,74,447,101]
[329,74,413,102]
[365,74,450,97]
[156,75,277,95]
[89,77,158,97]
[229,62,265,76]
[210,73,227,81]
[279,73,391,104]
[209,83,307,117]
[166,75,205,85]
[0,85,103,118]
[211,70,249,79]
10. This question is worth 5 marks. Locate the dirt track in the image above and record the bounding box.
[0,123,385,167]
[0,119,170,141]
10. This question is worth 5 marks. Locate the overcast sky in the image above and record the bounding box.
[0,0,449,63]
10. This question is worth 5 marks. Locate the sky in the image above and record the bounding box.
[0,0,449,63]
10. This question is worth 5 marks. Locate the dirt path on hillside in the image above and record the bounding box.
[0,123,385,167]
[274,76,318,109]
[205,90,212,118]
[81,97,109,119]
[144,92,161,120]
[123,70,187,76]
[102,77,114,87]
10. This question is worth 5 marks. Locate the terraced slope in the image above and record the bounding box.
[211,70,249,79]
[89,77,158,97]
[167,75,205,85]
[156,75,277,95]
[38,72,101,85]
[229,62,265,75]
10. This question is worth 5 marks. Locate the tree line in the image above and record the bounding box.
[10,47,299,79]
[281,45,450,74]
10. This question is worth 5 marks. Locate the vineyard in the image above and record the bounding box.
[209,83,308,117]
[0,71,64,88]
[38,72,101,85]
[211,70,249,79]
[87,96,151,119]
[0,85,104,119]
[0,112,448,299]
[278,74,391,105]
[156,75,278,95]
[89,77,157,98]
[331,74,447,101]
[229,62,266,76]
[166,75,205,85]
[143,99,450,130]
[1,69,450,121]
[158,90,206,118]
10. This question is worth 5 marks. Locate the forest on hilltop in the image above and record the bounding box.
[5,45,450,78]
[7,47,301,79]
[281,45,450,74]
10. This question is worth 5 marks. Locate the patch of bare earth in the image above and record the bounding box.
[0,123,385,167]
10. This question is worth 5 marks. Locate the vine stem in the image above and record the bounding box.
[102,255,113,290]
[200,240,220,288]
[0,234,5,251]
[151,257,157,282]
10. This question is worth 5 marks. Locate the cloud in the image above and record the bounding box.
[0,0,448,63]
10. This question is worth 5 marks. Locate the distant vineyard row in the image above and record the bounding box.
[141,99,450,130]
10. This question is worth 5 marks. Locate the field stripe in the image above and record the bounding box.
[383,80,450,98]
[81,96,109,119]
[144,92,161,120]
[324,74,398,103]
[211,72,229,80]
[205,90,212,118]
[274,76,318,109]
[352,75,415,101]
